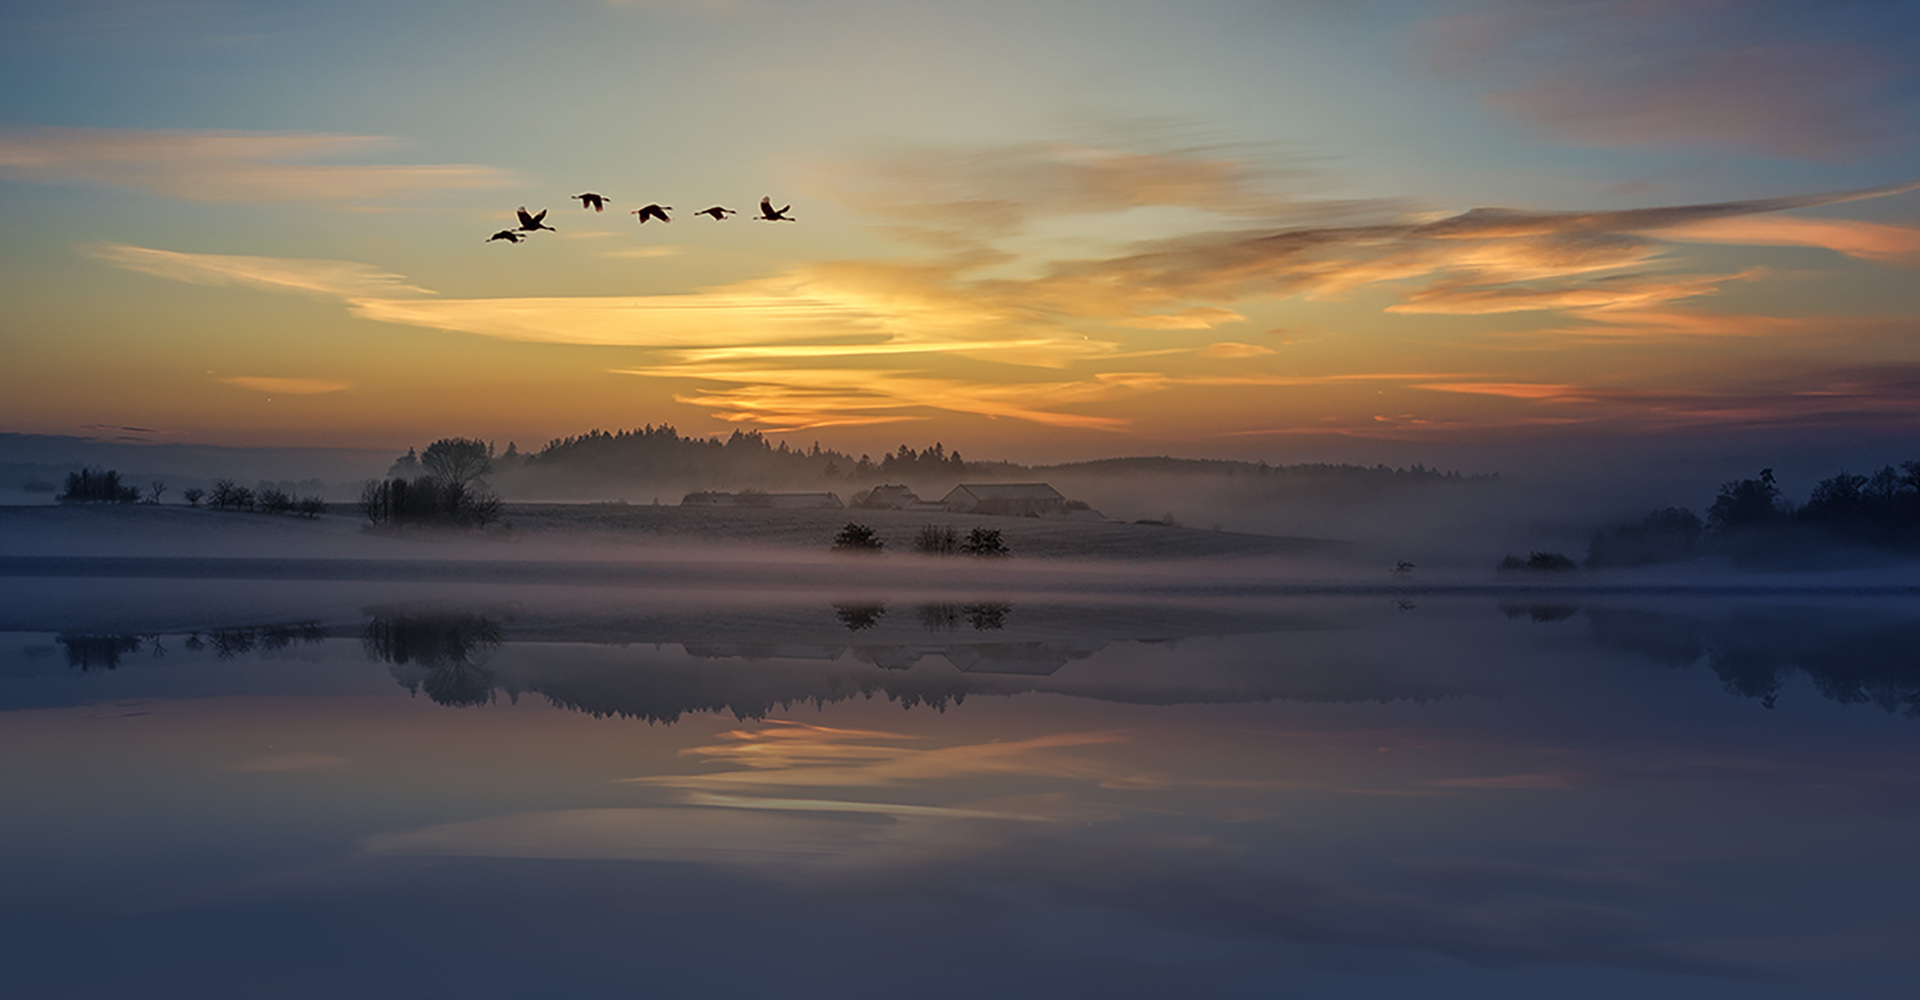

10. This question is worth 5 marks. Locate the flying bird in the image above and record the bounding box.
[631,203,673,223]
[516,207,556,232]
[486,230,525,243]
[693,206,736,221]
[572,193,610,212]
[755,197,794,221]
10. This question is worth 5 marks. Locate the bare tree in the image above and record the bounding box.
[421,438,492,487]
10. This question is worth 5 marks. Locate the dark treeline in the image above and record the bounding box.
[1042,456,1483,483]
[495,426,980,491]
[402,424,1479,499]
[362,438,503,529]
[57,469,142,503]
[203,478,328,517]
[1588,463,1920,567]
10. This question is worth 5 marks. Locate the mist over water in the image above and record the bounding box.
[3,556,1919,998]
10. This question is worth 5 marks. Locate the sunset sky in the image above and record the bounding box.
[3,0,1917,463]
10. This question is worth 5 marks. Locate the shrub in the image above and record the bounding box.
[960,527,1008,557]
[832,522,884,552]
[1499,551,1577,572]
[297,496,328,518]
[913,524,958,555]
[257,487,294,515]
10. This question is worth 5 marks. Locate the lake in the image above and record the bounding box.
[2,573,1917,998]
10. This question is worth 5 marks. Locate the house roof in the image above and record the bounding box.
[946,482,1064,501]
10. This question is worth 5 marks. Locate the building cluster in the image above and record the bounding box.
[680,482,1096,518]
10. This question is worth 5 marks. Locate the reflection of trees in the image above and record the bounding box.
[833,603,886,631]
[364,612,505,708]
[1587,607,1920,715]
[915,603,1013,631]
[1500,604,1579,623]
[963,602,1011,630]
[192,623,328,660]
[59,624,325,670]
[916,604,959,631]
[57,634,147,671]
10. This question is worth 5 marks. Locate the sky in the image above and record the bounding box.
[2,0,1917,465]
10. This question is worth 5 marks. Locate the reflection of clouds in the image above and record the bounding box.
[631,721,1131,791]
[228,753,348,773]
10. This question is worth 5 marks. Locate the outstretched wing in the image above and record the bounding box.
[760,197,773,214]
[517,207,535,227]
[533,209,547,224]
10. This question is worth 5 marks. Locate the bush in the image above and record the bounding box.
[832,522,884,552]
[1498,551,1578,572]
[257,487,294,515]
[57,469,140,504]
[913,524,958,555]
[960,527,1009,557]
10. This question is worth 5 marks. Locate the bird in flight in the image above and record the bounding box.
[572,193,610,212]
[693,206,736,221]
[516,207,556,232]
[632,203,673,223]
[486,230,525,243]
[755,197,794,222]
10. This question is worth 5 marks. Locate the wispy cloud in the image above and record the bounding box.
[0,127,513,201]
[219,376,350,395]
[89,242,434,297]
[1654,216,1920,266]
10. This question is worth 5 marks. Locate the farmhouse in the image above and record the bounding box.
[680,491,845,509]
[940,482,1066,517]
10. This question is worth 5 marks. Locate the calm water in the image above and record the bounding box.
[2,577,1917,999]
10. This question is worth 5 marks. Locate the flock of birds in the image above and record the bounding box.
[487,193,795,243]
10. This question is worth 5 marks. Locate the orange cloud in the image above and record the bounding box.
[220,376,350,395]
[1411,382,1593,402]
[1655,216,1920,266]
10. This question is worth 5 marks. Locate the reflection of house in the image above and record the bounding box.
[680,491,844,509]
[940,483,1066,517]
[941,642,1100,676]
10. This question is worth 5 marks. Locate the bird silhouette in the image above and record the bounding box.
[572,193,610,212]
[631,203,673,223]
[755,197,794,221]
[693,206,736,221]
[486,230,525,243]
[516,207,556,232]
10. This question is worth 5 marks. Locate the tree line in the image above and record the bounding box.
[1587,462,1920,567]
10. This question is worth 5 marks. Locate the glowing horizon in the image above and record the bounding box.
[3,1,1917,464]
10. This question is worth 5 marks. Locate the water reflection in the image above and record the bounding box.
[6,588,1920,997]
[56,633,147,671]
[1587,605,1920,715]
[365,610,505,708]
[58,622,328,670]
